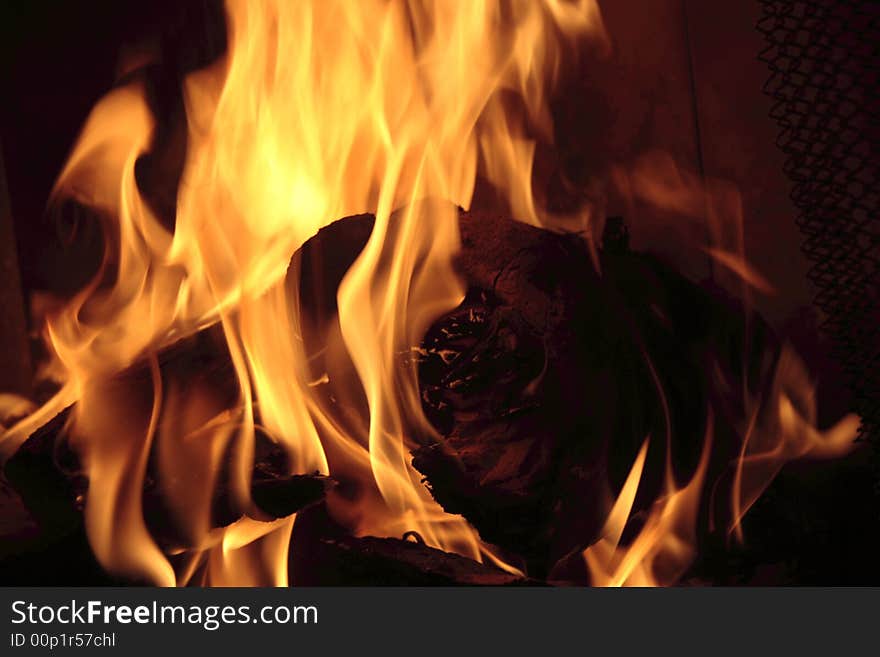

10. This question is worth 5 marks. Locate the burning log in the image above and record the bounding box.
[2,329,334,575]
[288,503,527,586]
[3,408,83,539]
[290,209,780,578]
[0,207,783,584]
[4,418,333,543]
[414,213,780,576]
[304,535,528,586]
[0,409,116,585]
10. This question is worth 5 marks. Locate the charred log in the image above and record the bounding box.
[299,533,527,586]
[0,410,115,584]
[1,209,791,584]
[289,210,780,577]
[414,212,780,576]
[2,330,334,566]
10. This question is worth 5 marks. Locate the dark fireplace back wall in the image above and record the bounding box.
[0,0,844,416]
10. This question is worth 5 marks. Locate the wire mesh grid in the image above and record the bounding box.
[758,0,879,453]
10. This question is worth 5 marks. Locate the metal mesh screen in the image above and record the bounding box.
[757,1,879,450]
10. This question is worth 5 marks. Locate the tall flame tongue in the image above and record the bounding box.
[1,1,608,585]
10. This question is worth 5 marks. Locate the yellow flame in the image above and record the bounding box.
[584,344,860,586]
[1,0,606,585]
[0,0,857,589]
[584,417,712,588]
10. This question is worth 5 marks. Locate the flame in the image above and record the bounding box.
[582,151,861,587]
[703,247,776,296]
[0,394,35,428]
[583,344,860,586]
[1,0,606,585]
[583,416,712,588]
[615,151,757,297]
[726,345,860,542]
[0,0,860,588]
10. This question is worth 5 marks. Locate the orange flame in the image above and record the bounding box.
[1,0,607,585]
[0,0,860,588]
[583,415,712,588]
[727,345,860,543]
[583,151,861,587]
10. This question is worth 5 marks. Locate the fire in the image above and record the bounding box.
[726,345,861,543]
[580,347,858,587]
[0,0,607,585]
[0,0,860,587]
[583,431,710,588]
[583,151,861,586]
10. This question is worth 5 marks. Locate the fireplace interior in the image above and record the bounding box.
[0,0,877,586]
